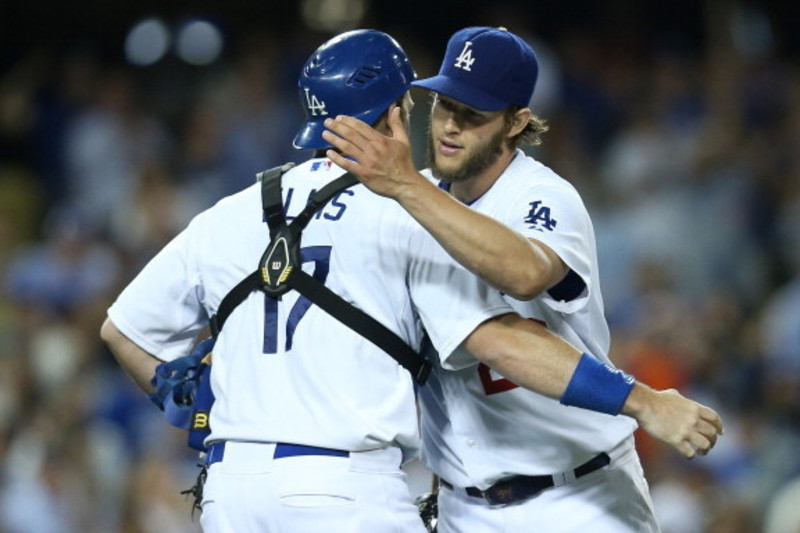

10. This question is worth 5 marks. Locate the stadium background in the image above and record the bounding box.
[1,1,799,531]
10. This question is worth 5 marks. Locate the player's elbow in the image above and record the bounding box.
[100,317,112,343]
[498,239,569,301]
[474,344,508,370]
[504,278,546,301]
[504,256,570,301]
[499,267,551,301]
[100,317,122,348]
[464,314,519,368]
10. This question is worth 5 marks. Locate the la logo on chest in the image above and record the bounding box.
[454,41,476,71]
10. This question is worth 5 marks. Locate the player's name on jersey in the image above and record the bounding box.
[283,186,355,222]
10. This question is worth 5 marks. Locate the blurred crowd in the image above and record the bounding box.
[1,2,799,532]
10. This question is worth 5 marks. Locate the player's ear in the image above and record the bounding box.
[373,106,394,137]
[398,92,413,132]
[507,107,532,138]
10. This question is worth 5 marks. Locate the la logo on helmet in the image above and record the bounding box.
[304,88,328,116]
[454,41,475,71]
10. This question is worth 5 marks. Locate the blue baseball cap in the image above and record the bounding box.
[412,26,538,111]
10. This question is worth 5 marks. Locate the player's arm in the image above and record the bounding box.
[322,109,564,300]
[464,313,724,459]
[100,317,161,394]
[387,176,565,301]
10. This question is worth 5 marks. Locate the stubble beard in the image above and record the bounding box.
[426,121,507,184]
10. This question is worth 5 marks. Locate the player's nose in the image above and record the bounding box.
[441,113,461,135]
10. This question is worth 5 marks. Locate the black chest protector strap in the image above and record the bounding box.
[209,163,431,385]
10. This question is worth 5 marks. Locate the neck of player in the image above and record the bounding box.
[449,148,517,204]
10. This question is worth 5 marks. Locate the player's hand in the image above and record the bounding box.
[321,107,423,200]
[628,386,724,459]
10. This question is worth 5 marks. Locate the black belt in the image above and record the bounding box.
[440,452,610,506]
[205,441,349,465]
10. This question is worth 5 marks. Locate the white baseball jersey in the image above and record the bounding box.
[108,157,511,457]
[419,150,638,489]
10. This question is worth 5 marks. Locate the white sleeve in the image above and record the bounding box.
[504,181,595,314]
[407,231,513,371]
[107,217,208,362]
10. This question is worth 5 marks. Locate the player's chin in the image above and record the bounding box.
[432,156,465,181]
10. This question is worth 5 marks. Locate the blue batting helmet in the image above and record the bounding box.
[293,29,416,150]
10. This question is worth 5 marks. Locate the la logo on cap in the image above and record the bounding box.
[412,26,538,111]
[454,41,475,71]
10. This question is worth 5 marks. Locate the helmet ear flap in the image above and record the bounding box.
[292,29,416,150]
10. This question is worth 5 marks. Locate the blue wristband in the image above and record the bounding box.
[560,353,635,415]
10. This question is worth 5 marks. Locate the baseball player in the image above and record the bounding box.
[101,29,721,533]
[322,26,718,532]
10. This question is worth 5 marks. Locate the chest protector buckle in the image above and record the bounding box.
[259,224,301,297]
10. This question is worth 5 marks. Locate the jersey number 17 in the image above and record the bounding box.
[262,246,330,353]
